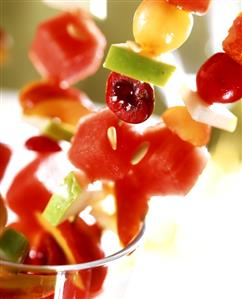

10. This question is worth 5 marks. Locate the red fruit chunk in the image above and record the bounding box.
[74,218,106,294]
[20,80,93,125]
[6,156,52,221]
[223,13,242,66]
[24,231,67,266]
[29,11,106,84]
[0,142,11,182]
[115,174,148,246]
[196,52,242,104]
[68,109,142,181]
[58,218,107,295]
[106,72,154,124]
[25,136,61,152]
[132,125,207,196]
[25,135,61,153]
[166,0,211,14]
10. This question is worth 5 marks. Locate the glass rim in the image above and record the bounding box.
[0,223,145,273]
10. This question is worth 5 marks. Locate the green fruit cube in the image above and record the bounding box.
[0,228,29,263]
[103,43,176,87]
[42,119,75,142]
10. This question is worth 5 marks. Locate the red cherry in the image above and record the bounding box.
[196,52,242,104]
[105,72,154,124]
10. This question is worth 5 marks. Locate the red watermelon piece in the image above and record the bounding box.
[58,218,107,296]
[115,173,148,246]
[68,109,142,181]
[6,155,52,221]
[29,11,106,84]
[68,109,208,245]
[132,125,208,197]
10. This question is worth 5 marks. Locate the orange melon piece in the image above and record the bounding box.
[162,106,211,146]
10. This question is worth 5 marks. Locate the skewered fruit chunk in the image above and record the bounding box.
[103,43,176,87]
[29,11,106,84]
[131,126,208,197]
[166,0,211,15]
[133,0,193,55]
[115,175,148,246]
[68,109,142,181]
[106,72,154,123]
[19,80,93,125]
[25,135,61,152]
[181,87,238,132]
[196,52,242,104]
[162,106,211,146]
[223,13,242,67]
[0,142,11,182]
[0,228,29,263]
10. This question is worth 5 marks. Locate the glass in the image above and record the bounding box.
[0,223,145,299]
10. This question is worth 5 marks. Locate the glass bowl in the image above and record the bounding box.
[0,223,145,299]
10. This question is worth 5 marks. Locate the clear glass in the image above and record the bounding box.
[0,224,145,299]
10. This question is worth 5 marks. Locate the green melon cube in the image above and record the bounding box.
[103,44,176,87]
[42,119,75,142]
[0,228,29,263]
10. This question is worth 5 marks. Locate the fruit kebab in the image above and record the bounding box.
[1,2,206,272]
[1,1,241,298]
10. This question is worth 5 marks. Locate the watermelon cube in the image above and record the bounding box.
[68,109,142,181]
[29,11,106,84]
[132,125,208,197]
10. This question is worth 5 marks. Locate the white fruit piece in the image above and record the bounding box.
[181,87,238,132]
